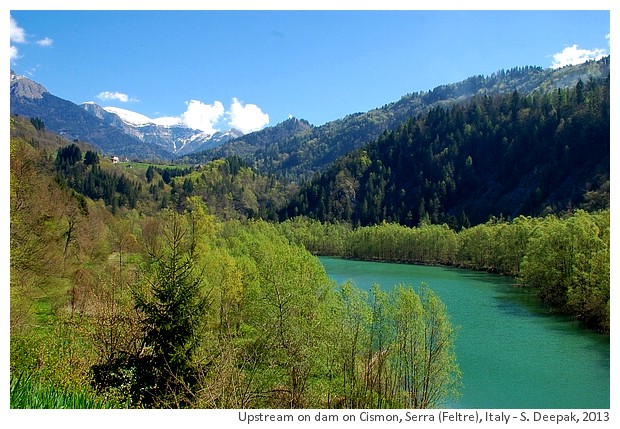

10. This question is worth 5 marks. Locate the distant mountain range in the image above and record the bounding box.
[80,102,243,156]
[185,57,610,181]
[10,57,610,170]
[10,70,243,160]
[10,71,165,159]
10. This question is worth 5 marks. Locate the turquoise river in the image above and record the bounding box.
[319,256,610,409]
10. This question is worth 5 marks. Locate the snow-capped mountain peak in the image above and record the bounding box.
[102,106,185,128]
[152,116,184,127]
[80,102,241,155]
[103,106,153,127]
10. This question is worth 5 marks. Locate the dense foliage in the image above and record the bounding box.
[36,134,294,221]
[55,143,143,211]
[282,77,609,227]
[162,156,295,220]
[10,117,460,409]
[278,210,610,332]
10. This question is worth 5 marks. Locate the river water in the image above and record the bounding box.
[319,256,610,409]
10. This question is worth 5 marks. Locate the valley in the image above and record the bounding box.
[9,57,610,410]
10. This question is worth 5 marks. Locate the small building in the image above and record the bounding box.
[111,156,120,164]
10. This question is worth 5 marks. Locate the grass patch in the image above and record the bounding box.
[10,372,123,409]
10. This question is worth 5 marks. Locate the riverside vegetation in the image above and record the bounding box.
[277,211,610,333]
[9,75,609,408]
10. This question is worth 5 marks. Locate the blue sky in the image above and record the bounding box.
[9,6,612,134]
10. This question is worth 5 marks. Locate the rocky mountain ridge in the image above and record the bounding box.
[10,70,243,159]
[81,102,243,156]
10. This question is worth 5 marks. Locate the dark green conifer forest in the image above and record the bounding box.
[282,77,609,228]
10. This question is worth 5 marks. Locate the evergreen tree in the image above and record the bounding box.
[84,150,99,166]
[131,209,210,407]
[29,117,45,131]
[145,165,155,183]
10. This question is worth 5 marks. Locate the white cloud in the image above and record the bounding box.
[551,44,607,69]
[181,99,225,134]
[227,97,269,134]
[10,16,26,43]
[152,116,182,127]
[97,91,137,103]
[10,46,20,62]
[10,16,53,65]
[36,37,54,47]
[10,16,25,63]
[97,97,267,135]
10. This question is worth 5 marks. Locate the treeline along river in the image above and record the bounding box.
[319,257,610,409]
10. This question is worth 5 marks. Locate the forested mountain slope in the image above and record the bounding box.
[281,76,610,228]
[191,57,609,182]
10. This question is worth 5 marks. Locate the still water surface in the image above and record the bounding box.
[319,257,610,409]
